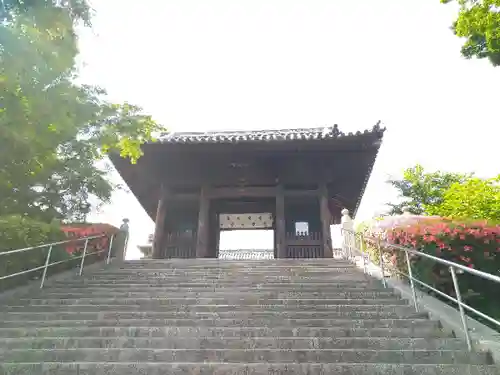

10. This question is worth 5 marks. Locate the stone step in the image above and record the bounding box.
[88,272,360,278]
[48,282,376,293]
[92,269,357,275]
[1,304,412,313]
[103,276,370,280]
[29,291,400,298]
[117,261,355,267]
[13,297,405,306]
[45,277,379,284]
[51,278,376,288]
[71,268,364,273]
[81,272,365,277]
[49,279,378,284]
[0,318,438,329]
[0,309,426,321]
[102,270,365,274]
[35,286,391,293]
[99,265,354,269]
[122,258,348,265]
[42,281,384,287]
[2,258,490,373]
[109,262,352,265]
[0,348,490,364]
[74,268,362,272]
[96,268,356,272]
[0,326,451,339]
[108,261,354,266]
[0,337,467,350]
[87,271,361,276]
[2,363,498,375]
[87,267,357,272]
[89,274,361,280]
[81,279,370,284]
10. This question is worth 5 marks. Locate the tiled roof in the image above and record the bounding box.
[157,122,385,144]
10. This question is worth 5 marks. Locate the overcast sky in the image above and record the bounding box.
[79,0,499,259]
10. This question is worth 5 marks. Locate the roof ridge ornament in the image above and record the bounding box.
[372,120,385,132]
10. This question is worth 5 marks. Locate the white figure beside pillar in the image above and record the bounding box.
[341,209,354,259]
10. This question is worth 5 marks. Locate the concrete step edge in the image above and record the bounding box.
[4,348,476,352]
[2,304,410,309]
[1,307,418,313]
[1,348,490,365]
[2,362,497,373]
[30,289,398,298]
[0,337,461,341]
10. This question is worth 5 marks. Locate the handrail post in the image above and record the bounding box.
[377,236,387,288]
[39,245,53,289]
[123,232,129,260]
[450,266,472,351]
[404,250,419,311]
[349,232,354,260]
[360,235,368,274]
[106,234,115,265]
[79,238,89,276]
[347,231,356,262]
[341,229,345,259]
[347,230,351,260]
[341,209,353,261]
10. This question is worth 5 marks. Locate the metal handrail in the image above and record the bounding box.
[0,234,108,257]
[340,227,500,351]
[0,232,119,288]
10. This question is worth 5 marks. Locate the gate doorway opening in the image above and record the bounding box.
[219,229,274,260]
[215,209,275,259]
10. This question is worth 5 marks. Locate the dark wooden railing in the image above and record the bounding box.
[159,231,325,259]
[160,231,196,258]
[285,232,324,258]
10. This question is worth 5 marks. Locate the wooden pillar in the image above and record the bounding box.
[275,184,286,259]
[320,183,333,258]
[207,208,220,258]
[214,213,221,258]
[152,187,167,259]
[196,186,210,258]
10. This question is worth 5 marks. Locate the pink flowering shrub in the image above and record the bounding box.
[387,218,499,271]
[62,223,120,256]
[379,218,500,326]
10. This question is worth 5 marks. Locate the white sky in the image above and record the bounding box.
[79,0,499,260]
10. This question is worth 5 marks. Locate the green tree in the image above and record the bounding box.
[442,0,500,66]
[0,5,161,222]
[0,0,92,24]
[387,165,469,215]
[426,175,500,221]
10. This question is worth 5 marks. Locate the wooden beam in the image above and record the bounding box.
[170,192,199,201]
[285,189,320,197]
[320,183,333,258]
[208,186,277,199]
[196,186,210,258]
[171,186,320,200]
[152,186,168,259]
[275,184,286,259]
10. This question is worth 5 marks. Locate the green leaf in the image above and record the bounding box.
[0,4,162,222]
[442,0,500,66]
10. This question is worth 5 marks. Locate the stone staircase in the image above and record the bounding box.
[0,260,498,374]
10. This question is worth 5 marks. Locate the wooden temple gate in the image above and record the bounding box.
[152,187,333,259]
[111,123,385,259]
